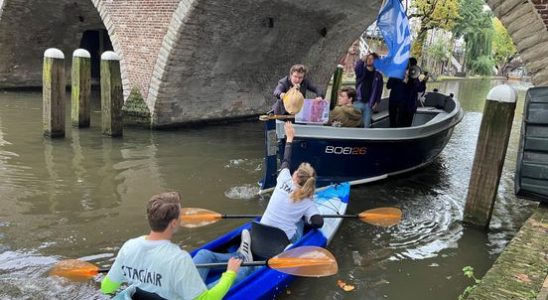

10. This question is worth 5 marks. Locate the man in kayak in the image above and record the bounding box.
[272,64,325,115]
[100,192,242,300]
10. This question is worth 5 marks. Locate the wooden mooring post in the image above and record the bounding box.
[100,51,123,137]
[71,49,91,128]
[464,85,517,228]
[329,65,344,110]
[42,48,66,138]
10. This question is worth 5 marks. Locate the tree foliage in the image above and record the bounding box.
[453,0,494,75]
[492,18,517,74]
[410,0,460,58]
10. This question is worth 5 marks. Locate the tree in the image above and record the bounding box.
[492,18,517,75]
[453,0,494,75]
[410,0,460,58]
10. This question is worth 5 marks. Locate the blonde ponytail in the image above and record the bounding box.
[291,163,316,201]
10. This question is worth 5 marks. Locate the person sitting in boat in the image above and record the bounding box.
[272,64,325,115]
[100,192,242,300]
[354,52,384,128]
[259,121,324,243]
[328,87,362,128]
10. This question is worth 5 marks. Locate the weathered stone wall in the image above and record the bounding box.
[148,0,382,127]
[467,204,548,299]
[488,0,548,86]
[0,0,104,88]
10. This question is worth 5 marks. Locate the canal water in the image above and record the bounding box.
[0,79,537,299]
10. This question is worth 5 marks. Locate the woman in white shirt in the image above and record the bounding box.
[259,122,324,243]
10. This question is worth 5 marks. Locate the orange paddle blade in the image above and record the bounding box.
[268,246,338,277]
[359,207,402,227]
[180,208,223,228]
[49,259,100,281]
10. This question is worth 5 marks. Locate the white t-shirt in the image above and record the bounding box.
[107,236,206,300]
[260,168,319,239]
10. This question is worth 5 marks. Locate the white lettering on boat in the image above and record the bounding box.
[324,146,367,155]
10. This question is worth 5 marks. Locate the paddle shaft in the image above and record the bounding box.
[220,214,357,219]
[94,261,268,274]
[195,261,267,268]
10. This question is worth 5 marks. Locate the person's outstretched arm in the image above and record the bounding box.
[273,78,288,99]
[280,121,295,170]
[194,258,241,300]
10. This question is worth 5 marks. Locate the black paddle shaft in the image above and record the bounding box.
[96,261,268,274]
[222,214,357,219]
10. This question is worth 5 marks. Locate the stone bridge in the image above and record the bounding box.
[0,0,546,127]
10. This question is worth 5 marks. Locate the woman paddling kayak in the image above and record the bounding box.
[192,122,324,285]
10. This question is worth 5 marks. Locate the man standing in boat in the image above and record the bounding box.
[387,57,424,127]
[101,192,242,300]
[354,52,384,128]
[272,64,325,115]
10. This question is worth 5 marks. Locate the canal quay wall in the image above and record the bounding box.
[468,203,548,300]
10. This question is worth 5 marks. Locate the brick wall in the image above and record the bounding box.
[92,0,179,100]
[531,0,548,26]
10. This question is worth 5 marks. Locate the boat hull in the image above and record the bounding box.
[288,126,455,186]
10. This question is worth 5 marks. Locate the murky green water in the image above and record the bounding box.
[0,79,537,299]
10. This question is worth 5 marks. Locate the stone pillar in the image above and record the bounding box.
[329,65,344,110]
[71,49,91,128]
[42,48,66,138]
[464,85,517,228]
[100,51,123,137]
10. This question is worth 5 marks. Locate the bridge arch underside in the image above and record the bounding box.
[149,0,382,127]
[0,0,108,88]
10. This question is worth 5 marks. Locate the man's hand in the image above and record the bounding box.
[314,96,323,101]
[280,92,286,100]
[227,257,242,273]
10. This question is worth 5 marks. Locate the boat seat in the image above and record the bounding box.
[371,110,389,122]
[250,221,290,260]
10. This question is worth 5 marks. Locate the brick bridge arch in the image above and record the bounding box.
[147,0,382,127]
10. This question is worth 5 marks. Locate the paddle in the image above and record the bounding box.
[180,207,402,228]
[259,114,295,121]
[49,246,337,281]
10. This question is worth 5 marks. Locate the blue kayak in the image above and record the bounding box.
[190,182,350,300]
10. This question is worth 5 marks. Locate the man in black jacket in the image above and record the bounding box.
[272,64,324,115]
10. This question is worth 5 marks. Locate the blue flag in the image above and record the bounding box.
[373,0,411,79]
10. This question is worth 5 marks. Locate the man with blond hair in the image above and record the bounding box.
[101,192,242,300]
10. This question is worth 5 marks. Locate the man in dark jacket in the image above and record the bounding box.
[272,64,324,115]
[354,52,384,128]
[386,57,425,127]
